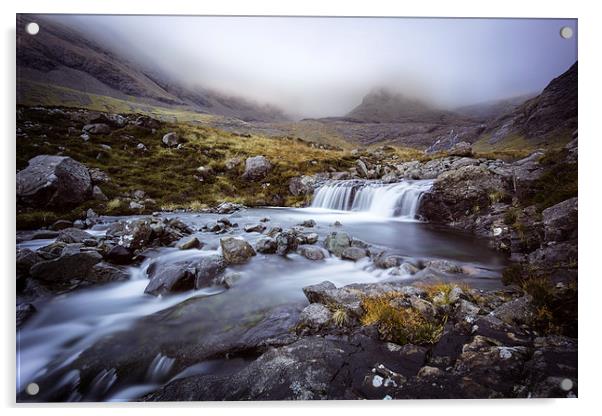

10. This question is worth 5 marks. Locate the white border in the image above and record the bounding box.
[1,0,600,414]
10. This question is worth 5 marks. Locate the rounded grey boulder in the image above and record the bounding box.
[17,155,93,208]
[242,156,272,180]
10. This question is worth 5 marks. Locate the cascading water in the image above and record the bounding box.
[310,179,433,219]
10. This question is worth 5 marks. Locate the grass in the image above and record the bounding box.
[526,148,578,211]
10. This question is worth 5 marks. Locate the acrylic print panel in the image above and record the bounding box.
[16,14,577,402]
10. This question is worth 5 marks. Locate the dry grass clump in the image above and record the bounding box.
[361,292,446,346]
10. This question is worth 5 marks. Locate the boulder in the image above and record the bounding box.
[298,303,332,332]
[242,156,272,180]
[145,255,226,296]
[373,252,403,269]
[491,295,535,326]
[298,219,316,228]
[304,232,319,244]
[255,237,277,254]
[220,237,256,264]
[542,197,578,242]
[82,123,111,135]
[356,159,369,178]
[289,176,314,196]
[324,231,351,257]
[50,219,73,231]
[88,262,130,283]
[16,248,43,280]
[341,246,368,261]
[297,245,327,261]
[448,141,473,157]
[30,249,103,283]
[105,245,134,265]
[17,155,92,208]
[244,223,266,233]
[92,185,108,201]
[55,228,93,244]
[275,229,299,256]
[178,237,203,250]
[162,132,179,147]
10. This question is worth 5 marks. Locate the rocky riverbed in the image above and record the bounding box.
[16,132,578,401]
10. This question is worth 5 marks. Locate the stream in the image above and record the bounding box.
[16,179,508,401]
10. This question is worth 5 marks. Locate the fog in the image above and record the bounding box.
[46,15,576,118]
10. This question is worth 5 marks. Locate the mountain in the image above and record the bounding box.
[478,62,577,148]
[454,93,536,121]
[16,14,289,122]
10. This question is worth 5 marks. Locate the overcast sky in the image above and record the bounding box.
[49,15,577,118]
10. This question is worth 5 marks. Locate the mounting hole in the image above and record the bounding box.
[26,22,40,36]
[560,26,573,39]
[25,382,39,396]
[560,378,573,391]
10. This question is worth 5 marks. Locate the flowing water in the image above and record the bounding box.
[16,179,508,401]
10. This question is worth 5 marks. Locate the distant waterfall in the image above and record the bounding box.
[310,180,433,219]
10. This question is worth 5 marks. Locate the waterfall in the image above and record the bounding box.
[310,179,433,219]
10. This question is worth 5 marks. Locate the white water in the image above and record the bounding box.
[311,180,433,219]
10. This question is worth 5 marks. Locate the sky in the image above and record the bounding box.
[50,15,577,118]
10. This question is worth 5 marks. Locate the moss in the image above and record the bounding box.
[527,148,578,211]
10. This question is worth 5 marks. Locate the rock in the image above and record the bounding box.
[215,272,242,289]
[16,248,43,280]
[356,159,369,178]
[244,223,266,233]
[16,303,36,327]
[491,295,535,326]
[80,133,90,141]
[542,197,578,242]
[288,176,313,196]
[215,202,245,214]
[129,201,144,210]
[92,185,108,201]
[145,255,226,296]
[105,245,133,265]
[89,168,110,184]
[373,252,403,269]
[448,141,473,157]
[162,132,179,147]
[195,166,213,180]
[220,237,256,264]
[528,242,577,269]
[30,249,103,283]
[255,237,277,254]
[303,281,366,318]
[82,123,111,135]
[455,299,481,325]
[178,237,203,250]
[242,156,272,180]
[409,297,437,321]
[424,259,462,273]
[275,229,299,256]
[55,228,93,244]
[304,232,319,244]
[324,231,351,257]
[225,157,242,170]
[88,262,130,283]
[298,303,332,332]
[50,219,73,231]
[17,155,93,209]
[341,246,368,261]
[298,219,316,228]
[297,245,327,261]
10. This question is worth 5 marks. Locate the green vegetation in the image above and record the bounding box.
[528,148,578,211]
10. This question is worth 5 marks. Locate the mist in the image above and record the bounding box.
[44,15,577,119]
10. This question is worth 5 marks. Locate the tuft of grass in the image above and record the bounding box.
[331,308,349,327]
[361,292,446,345]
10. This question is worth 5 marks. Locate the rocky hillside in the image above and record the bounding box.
[17,15,289,123]
[477,63,577,149]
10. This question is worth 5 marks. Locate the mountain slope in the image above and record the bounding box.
[16,14,288,122]
[477,62,577,149]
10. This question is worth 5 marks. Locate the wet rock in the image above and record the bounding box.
[16,248,43,280]
[298,219,316,227]
[297,245,326,261]
[255,237,277,254]
[298,303,332,332]
[424,259,462,273]
[178,237,203,250]
[304,232,319,244]
[542,197,578,242]
[220,237,256,264]
[215,202,245,214]
[162,132,179,147]
[16,303,36,327]
[242,156,272,180]
[30,249,103,283]
[215,272,242,289]
[244,223,266,233]
[341,246,368,261]
[105,245,133,265]
[373,252,403,269]
[145,255,226,296]
[324,231,351,257]
[50,219,73,231]
[275,229,299,256]
[56,228,93,244]
[17,155,92,209]
[88,262,130,283]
